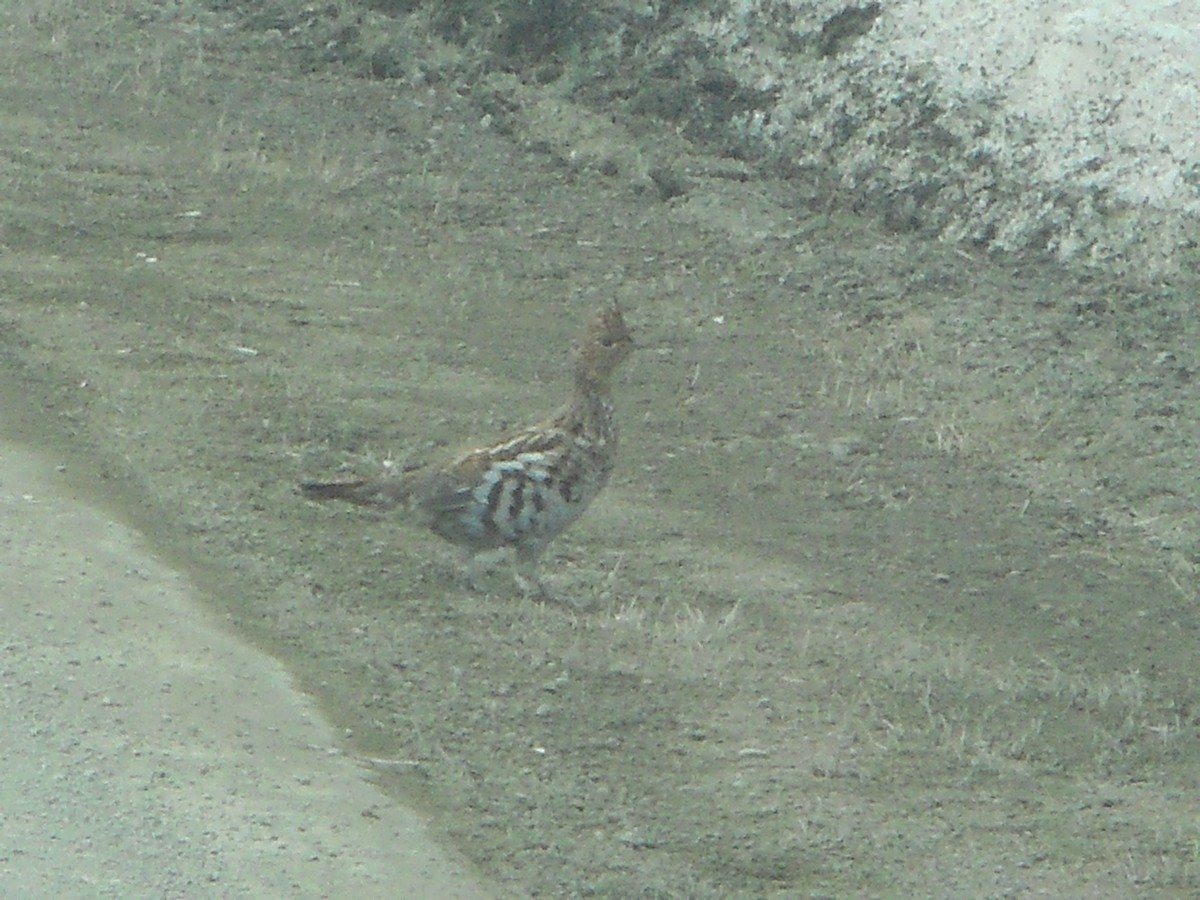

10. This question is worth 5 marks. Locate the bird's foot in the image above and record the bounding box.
[513,571,556,602]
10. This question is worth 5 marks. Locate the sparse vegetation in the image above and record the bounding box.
[3,2,1198,896]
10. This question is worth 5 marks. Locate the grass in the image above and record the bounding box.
[4,2,1200,896]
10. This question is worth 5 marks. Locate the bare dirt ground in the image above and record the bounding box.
[2,2,1198,897]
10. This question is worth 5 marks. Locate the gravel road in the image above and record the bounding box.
[0,442,495,899]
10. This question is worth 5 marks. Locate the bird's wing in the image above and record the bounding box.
[409,425,568,516]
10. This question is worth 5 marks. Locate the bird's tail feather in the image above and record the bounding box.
[300,478,410,508]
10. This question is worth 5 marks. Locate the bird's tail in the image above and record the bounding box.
[300,477,411,508]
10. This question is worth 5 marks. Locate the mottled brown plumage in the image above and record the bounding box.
[302,304,634,596]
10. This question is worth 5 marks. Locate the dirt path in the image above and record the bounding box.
[0,441,496,898]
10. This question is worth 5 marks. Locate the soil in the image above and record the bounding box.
[2,3,1197,897]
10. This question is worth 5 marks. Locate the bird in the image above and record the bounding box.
[301,303,635,598]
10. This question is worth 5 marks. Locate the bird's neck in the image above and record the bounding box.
[560,376,617,443]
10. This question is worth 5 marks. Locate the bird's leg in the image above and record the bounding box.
[513,545,553,601]
[464,548,510,592]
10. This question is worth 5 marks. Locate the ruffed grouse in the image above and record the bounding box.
[301,304,634,597]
